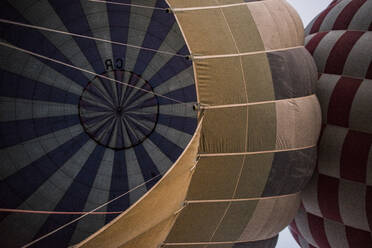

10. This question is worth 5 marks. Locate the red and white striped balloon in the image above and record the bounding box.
[290,0,372,247]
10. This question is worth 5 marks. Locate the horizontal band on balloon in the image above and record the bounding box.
[306,30,372,78]
[167,0,263,11]
[191,46,303,60]
[185,192,299,203]
[199,95,321,154]
[194,47,317,106]
[163,235,278,247]
[165,192,300,243]
[172,0,303,56]
[189,147,316,200]
[199,95,315,110]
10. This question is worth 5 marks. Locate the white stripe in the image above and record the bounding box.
[199,144,316,157]
[172,2,249,12]
[200,94,316,110]
[192,45,304,60]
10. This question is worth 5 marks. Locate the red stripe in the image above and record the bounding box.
[318,174,343,222]
[367,186,372,232]
[308,213,331,248]
[369,21,372,31]
[340,130,372,183]
[333,0,367,30]
[327,76,363,127]
[306,32,329,55]
[345,226,372,247]
[309,1,340,34]
[366,61,372,79]
[324,31,364,75]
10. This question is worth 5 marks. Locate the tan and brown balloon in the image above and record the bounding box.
[290,0,372,247]
[0,0,320,247]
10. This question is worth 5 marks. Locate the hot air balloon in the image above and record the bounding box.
[0,0,321,247]
[290,0,372,247]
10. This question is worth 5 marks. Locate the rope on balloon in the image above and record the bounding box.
[0,19,188,59]
[0,41,189,105]
[19,173,162,248]
[88,0,169,10]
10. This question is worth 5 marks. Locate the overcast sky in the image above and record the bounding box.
[275,0,332,248]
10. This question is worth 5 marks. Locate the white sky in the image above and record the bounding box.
[276,0,332,248]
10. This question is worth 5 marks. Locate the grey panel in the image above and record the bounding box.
[349,0,372,31]
[142,138,173,174]
[0,139,95,247]
[316,73,340,124]
[338,179,369,231]
[305,14,321,36]
[267,47,317,100]
[125,148,147,204]
[0,124,83,180]
[294,207,318,247]
[302,173,322,217]
[343,32,372,79]
[154,66,195,94]
[318,0,351,32]
[318,125,348,178]
[305,33,317,46]
[81,0,113,63]
[124,0,156,71]
[157,103,196,118]
[10,0,95,79]
[0,44,83,96]
[313,31,345,73]
[0,97,77,122]
[141,22,186,80]
[349,79,372,134]
[70,149,115,245]
[324,218,349,248]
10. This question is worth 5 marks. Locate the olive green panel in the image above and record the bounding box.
[194,57,247,105]
[234,153,274,198]
[242,54,275,103]
[248,0,303,50]
[186,153,274,200]
[186,156,244,200]
[212,201,259,242]
[165,202,229,243]
[200,104,277,154]
[195,53,274,105]
[200,107,248,153]
[247,103,277,152]
[174,9,238,56]
[220,5,265,53]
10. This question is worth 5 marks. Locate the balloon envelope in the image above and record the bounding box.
[290,0,372,247]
